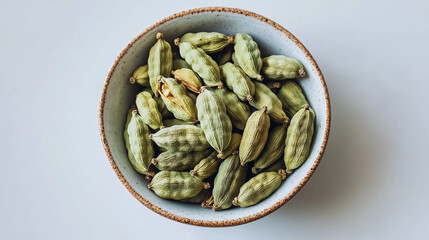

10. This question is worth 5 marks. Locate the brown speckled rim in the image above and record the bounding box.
[99,7,331,227]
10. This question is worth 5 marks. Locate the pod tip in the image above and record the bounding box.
[174,38,180,46]
[299,69,306,78]
[232,197,239,206]
[156,32,163,40]
[129,77,136,84]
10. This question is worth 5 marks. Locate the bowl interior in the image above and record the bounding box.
[101,10,328,224]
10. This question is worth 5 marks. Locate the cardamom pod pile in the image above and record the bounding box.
[124,31,315,211]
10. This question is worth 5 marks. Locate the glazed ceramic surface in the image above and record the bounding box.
[100,7,330,226]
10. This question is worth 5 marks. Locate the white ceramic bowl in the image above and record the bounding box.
[100,7,330,227]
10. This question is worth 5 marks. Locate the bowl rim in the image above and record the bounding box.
[99,6,331,227]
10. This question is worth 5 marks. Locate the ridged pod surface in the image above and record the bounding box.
[172,68,202,93]
[150,125,210,153]
[173,59,192,70]
[175,39,222,87]
[180,189,210,203]
[180,32,233,53]
[212,87,250,130]
[135,91,164,130]
[127,110,154,175]
[239,107,270,165]
[217,133,242,159]
[162,119,197,127]
[220,62,255,102]
[152,149,212,171]
[148,171,209,200]
[148,33,173,96]
[250,81,290,124]
[142,88,171,118]
[233,33,263,81]
[284,105,315,173]
[190,151,219,180]
[196,87,232,154]
[263,158,286,173]
[277,81,309,117]
[124,105,137,170]
[212,153,247,210]
[261,55,305,80]
[129,65,149,86]
[252,126,287,174]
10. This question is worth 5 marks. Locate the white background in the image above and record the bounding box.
[1,0,429,239]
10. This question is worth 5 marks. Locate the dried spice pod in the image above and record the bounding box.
[124,105,138,170]
[216,44,234,65]
[162,119,197,127]
[233,171,286,207]
[239,107,271,165]
[217,133,242,159]
[158,77,197,121]
[252,126,287,174]
[212,153,247,211]
[175,38,222,87]
[190,151,219,180]
[277,80,309,117]
[152,149,212,171]
[141,88,172,119]
[180,188,210,203]
[127,110,155,175]
[135,91,164,130]
[173,58,192,70]
[261,55,305,80]
[231,52,239,66]
[148,32,173,96]
[284,105,315,173]
[212,87,250,130]
[150,125,210,153]
[233,33,263,81]
[180,32,233,53]
[129,65,149,86]
[220,62,255,102]
[196,87,232,155]
[148,171,210,200]
[264,81,282,93]
[172,68,202,93]
[250,81,290,125]
[262,158,286,173]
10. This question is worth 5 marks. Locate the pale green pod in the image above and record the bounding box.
[190,151,219,180]
[142,88,172,118]
[135,91,164,130]
[212,88,250,130]
[129,65,149,86]
[232,171,285,207]
[127,110,154,175]
[163,119,197,127]
[217,45,234,65]
[233,33,263,81]
[231,52,239,66]
[180,188,210,203]
[172,68,202,93]
[284,105,315,173]
[152,149,212,171]
[175,39,222,87]
[212,153,247,211]
[150,125,210,153]
[252,126,287,174]
[239,107,270,165]
[277,81,309,117]
[250,81,290,124]
[261,55,305,80]
[124,105,138,171]
[220,62,255,102]
[148,171,210,200]
[158,77,197,121]
[217,133,242,159]
[180,32,233,53]
[148,32,173,96]
[173,58,192,70]
[196,87,232,154]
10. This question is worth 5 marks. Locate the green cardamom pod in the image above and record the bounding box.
[264,81,282,93]
[212,87,250,130]
[162,119,197,127]
[172,68,202,93]
[152,149,212,171]
[252,125,287,174]
[129,65,149,86]
[262,158,286,173]
[148,171,210,200]
[190,151,219,180]
[180,32,234,53]
[150,125,210,153]
[231,52,239,66]
[127,110,155,175]
[148,32,173,96]
[175,39,222,87]
[180,188,210,203]
[141,88,172,119]
[212,153,247,211]
[250,81,290,125]
[277,80,309,117]
[158,77,197,121]
[220,62,255,102]
[284,105,315,173]
[124,105,138,170]
[233,33,263,81]
[135,91,164,130]
[217,133,242,159]
[196,87,232,154]
[216,45,234,65]
[232,171,286,207]
[173,58,192,70]
[261,55,305,80]
[239,107,271,165]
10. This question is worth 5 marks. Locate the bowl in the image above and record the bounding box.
[99,7,331,227]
